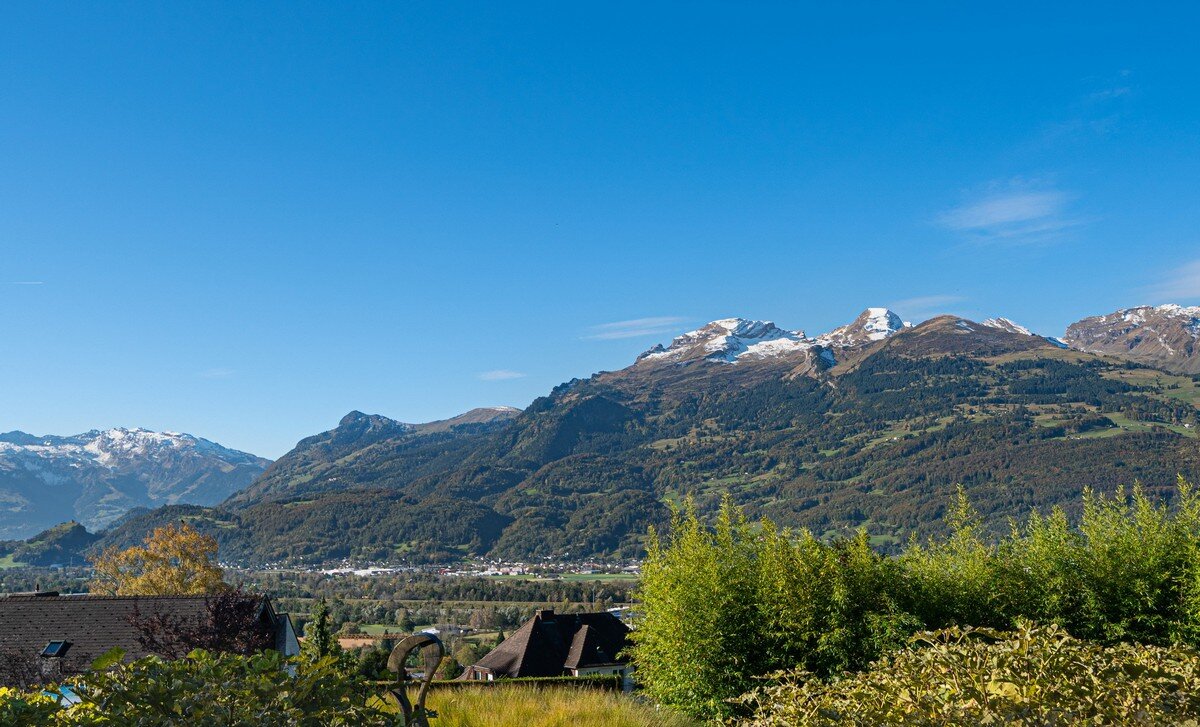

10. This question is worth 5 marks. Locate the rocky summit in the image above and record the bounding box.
[1065,304,1200,375]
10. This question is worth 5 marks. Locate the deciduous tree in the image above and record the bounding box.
[89,522,226,596]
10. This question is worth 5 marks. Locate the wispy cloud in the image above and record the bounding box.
[199,367,236,379]
[584,316,688,340]
[888,295,967,323]
[478,369,527,381]
[1087,85,1131,103]
[1033,70,1135,147]
[1147,259,1200,302]
[937,182,1082,244]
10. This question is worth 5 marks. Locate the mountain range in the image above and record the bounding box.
[4,303,1200,566]
[0,428,270,539]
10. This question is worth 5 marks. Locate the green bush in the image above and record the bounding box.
[630,500,912,720]
[0,650,395,725]
[901,478,1200,645]
[631,479,1200,720]
[0,687,63,724]
[737,623,1200,726]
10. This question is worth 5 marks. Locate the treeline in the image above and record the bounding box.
[631,478,1200,720]
[240,572,634,605]
[0,566,89,594]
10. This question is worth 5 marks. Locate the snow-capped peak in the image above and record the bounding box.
[982,317,1033,336]
[1153,303,1200,317]
[0,427,271,538]
[638,318,814,364]
[817,308,906,347]
[1109,304,1200,328]
[862,308,906,340]
[82,428,197,465]
[0,427,262,469]
[636,308,917,366]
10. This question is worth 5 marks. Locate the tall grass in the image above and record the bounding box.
[415,685,697,727]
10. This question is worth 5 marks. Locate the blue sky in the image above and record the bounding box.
[2,3,1198,457]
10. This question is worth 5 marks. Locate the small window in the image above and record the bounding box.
[41,640,72,658]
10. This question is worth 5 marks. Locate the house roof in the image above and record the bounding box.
[472,609,630,678]
[0,592,284,673]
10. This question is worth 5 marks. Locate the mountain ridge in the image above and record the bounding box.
[0,427,271,539]
[80,305,1200,566]
[10,302,1200,565]
[1065,304,1200,374]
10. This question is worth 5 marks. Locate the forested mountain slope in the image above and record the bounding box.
[80,309,1200,566]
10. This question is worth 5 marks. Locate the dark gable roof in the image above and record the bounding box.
[0,593,279,669]
[473,609,629,677]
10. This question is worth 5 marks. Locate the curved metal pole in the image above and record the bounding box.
[386,632,444,727]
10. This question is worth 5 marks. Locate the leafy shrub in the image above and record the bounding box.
[0,650,395,725]
[0,687,63,724]
[901,478,1200,646]
[737,623,1200,726]
[632,479,1200,720]
[630,500,911,720]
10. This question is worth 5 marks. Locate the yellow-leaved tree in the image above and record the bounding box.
[89,521,227,595]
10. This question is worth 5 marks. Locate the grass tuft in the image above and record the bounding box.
[413,685,697,727]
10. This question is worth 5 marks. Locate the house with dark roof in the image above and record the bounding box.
[0,591,299,685]
[463,609,631,682]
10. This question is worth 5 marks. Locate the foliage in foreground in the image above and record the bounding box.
[631,479,1200,719]
[737,623,1200,726]
[0,647,671,726]
[0,649,394,725]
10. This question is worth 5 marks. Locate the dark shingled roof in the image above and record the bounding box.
[0,593,292,676]
[472,609,629,678]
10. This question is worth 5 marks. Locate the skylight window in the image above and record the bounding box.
[41,640,71,658]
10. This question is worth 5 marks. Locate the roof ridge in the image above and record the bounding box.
[510,611,541,675]
[0,593,259,601]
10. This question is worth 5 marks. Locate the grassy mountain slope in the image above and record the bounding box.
[0,521,100,567]
[82,315,1200,565]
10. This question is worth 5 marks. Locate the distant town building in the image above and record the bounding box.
[420,624,466,638]
[463,609,631,681]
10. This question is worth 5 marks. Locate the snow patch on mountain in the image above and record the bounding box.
[0,427,263,470]
[0,428,272,538]
[816,308,907,348]
[1063,304,1200,375]
[982,317,1034,336]
[1099,304,1200,328]
[639,318,815,364]
[638,308,912,367]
